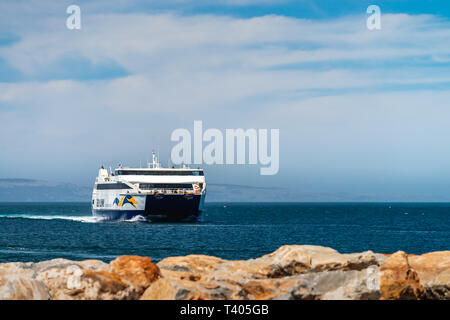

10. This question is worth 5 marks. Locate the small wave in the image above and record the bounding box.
[0,214,103,223]
[122,215,147,223]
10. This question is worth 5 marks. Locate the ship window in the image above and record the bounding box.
[96,183,131,190]
[139,183,193,190]
[116,170,204,176]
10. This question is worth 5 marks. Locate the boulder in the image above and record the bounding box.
[408,251,450,299]
[143,265,381,300]
[1,245,449,300]
[379,251,424,300]
[157,246,387,283]
[34,258,132,300]
[239,245,386,278]
[152,246,386,300]
[0,257,160,300]
[37,256,160,300]
[299,266,381,300]
[0,262,50,300]
[140,276,244,300]
[110,256,160,294]
[157,255,224,274]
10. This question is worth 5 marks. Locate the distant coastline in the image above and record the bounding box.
[3,178,450,202]
[0,178,346,202]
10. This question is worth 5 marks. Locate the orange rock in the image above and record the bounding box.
[158,255,224,274]
[379,251,424,300]
[408,251,450,299]
[110,256,160,293]
[140,277,242,300]
[408,251,450,283]
[160,268,202,282]
[240,278,304,300]
[83,270,127,293]
[140,278,181,300]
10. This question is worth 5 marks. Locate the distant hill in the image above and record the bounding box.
[0,179,351,202]
[205,184,350,202]
[0,179,91,202]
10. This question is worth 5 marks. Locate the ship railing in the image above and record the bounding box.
[140,188,195,195]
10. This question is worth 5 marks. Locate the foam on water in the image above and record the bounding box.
[0,213,151,223]
[123,215,147,222]
[0,214,104,223]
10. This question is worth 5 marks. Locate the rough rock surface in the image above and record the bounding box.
[379,251,424,300]
[0,246,448,300]
[409,251,450,299]
[0,256,160,300]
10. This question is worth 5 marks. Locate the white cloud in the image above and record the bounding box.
[2,12,450,76]
[1,8,450,192]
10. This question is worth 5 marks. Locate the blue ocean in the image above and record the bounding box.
[0,202,449,263]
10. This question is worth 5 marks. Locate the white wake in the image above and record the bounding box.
[0,214,150,223]
[0,214,105,223]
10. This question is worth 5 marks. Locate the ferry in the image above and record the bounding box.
[91,153,206,222]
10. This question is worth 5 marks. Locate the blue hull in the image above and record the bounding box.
[93,194,202,222]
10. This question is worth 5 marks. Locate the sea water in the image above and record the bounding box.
[0,202,449,263]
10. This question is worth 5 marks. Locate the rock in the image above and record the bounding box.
[0,277,50,300]
[343,251,388,270]
[1,245,448,300]
[0,263,50,301]
[110,256,160,294]
[303,266,381,300]
[240,245,386,278]
[33,258,125,300]
[0,262,50,300]
[0,257,159,300]
[74,270,129,300]
[425,270,450,300]
[140,276,244,300]
[140,278,179,300]
[159,246,387,283]
[152,246,385,300]
[143,266,381,300]
[264,245,348,276]
[158,255,224,275]
[211,260,270,281]
[238,266,381,300]
[379,251,424,300]
[35,256,160,300]
[409,251,450,299]
[0,259,112,300]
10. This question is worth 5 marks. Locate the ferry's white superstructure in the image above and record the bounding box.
[91,153,206,221]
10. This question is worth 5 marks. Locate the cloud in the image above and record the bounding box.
[0,4,450,197]
[2,11,450,77]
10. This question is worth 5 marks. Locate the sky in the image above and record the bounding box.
[1,0,450,200]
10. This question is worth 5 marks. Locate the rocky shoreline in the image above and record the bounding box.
[0,245,449,300]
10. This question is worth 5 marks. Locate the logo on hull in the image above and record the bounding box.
[113,195,138,208]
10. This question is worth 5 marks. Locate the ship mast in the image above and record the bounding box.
[149,151,161,168]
